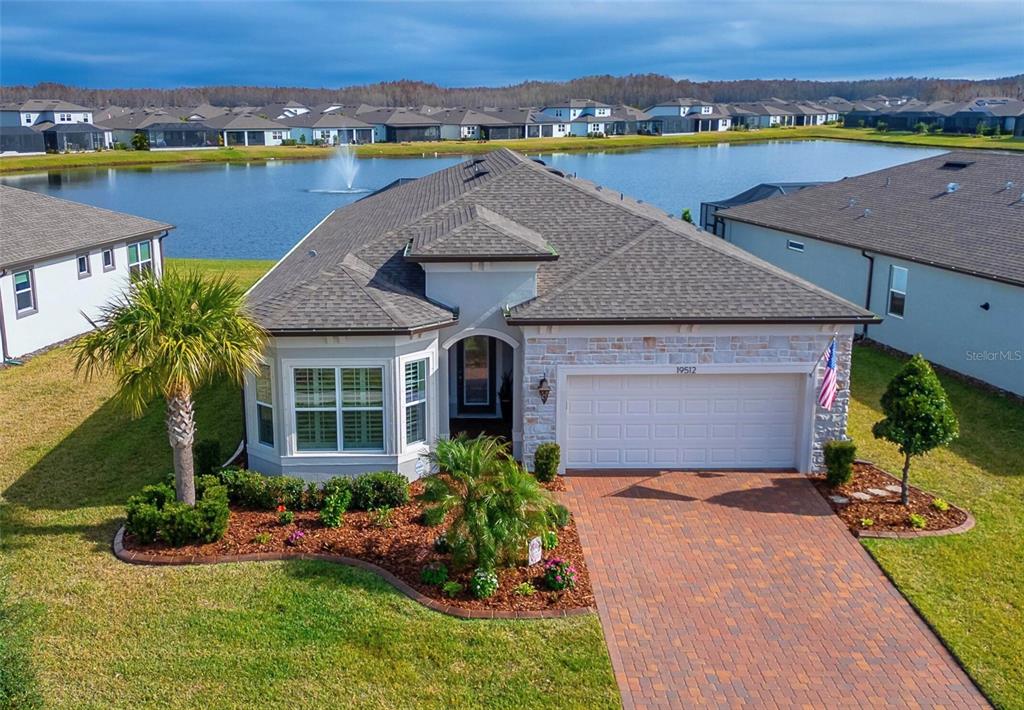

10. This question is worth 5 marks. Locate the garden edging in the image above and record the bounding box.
[112,526,594,620]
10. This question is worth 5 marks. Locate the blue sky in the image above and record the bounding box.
[1,1,1021,87]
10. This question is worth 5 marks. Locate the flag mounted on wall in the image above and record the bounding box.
[818,338,838,410]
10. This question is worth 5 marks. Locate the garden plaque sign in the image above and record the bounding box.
[528,536,542,565]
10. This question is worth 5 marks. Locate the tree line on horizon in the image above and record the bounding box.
[2,74,1022,109]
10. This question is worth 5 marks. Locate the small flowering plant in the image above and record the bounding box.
[277,505,294,526]
[543,557,577,591]
[285,529,306,547]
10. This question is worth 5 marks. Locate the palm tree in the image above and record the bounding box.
[74,270,265,505]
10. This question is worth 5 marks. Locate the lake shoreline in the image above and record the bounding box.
[1,126,1019,174]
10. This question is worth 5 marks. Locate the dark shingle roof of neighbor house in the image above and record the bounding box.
[282,112,372,129]
[203,113,288,130]
[719,150,1024,286]
[0,186,173,268]
[247,149,875,334]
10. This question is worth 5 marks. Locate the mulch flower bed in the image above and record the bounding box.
[813,461,969,535]
[122,480,594,613]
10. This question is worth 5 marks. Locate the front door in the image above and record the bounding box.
[456,336,496,415]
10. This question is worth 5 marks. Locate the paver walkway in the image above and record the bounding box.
[562,470,988,709]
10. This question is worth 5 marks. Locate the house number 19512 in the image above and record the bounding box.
[676,366,698,374]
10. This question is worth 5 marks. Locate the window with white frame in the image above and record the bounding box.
[404,359,427,446]
[292,366,384,452]
[255,363,275,447]
[127,240,153,276]
[272,131,284,140]
[77,253,91,278]
[102,248,115,271]
[13,270,35,314]
[887,265,908,317]
[294,368,338,451]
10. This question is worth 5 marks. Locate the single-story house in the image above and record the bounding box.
[433,108,522,141]
[204,112,291,146]
[242,149,876,481]
[0,186,173,360]
[718,150,1024,396]
[355,108,441,143]
[284,111,375,144]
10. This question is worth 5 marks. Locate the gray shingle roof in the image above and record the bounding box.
[0,186,173,268]
[720,150,1024,287]
[248,149,875,333]
[405,205,556,261]
[203,113,288,130]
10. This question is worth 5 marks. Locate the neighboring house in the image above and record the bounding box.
[258,101,311,120]
[0,99,94,128]
[0,186,173,360]
[718,150,1024,396]
[284,111,374,144]
[41,123,108,152]
[700,182,826,235]
[540,99,612,121]
[480,107,545,139]
[355,108,441,143]
[643,98,732,133]
[946,98,1024,135]
[204,112,291,146]
[432,108,521,140]
[242,149,875,482]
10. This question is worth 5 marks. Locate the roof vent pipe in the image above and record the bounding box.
[1005,180,1015,190]
[848,197,857,207]
[946,182,960,193]
[863,208,872,217]
[885,176,891,187]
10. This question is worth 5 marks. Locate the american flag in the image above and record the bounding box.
[818,339,838,410]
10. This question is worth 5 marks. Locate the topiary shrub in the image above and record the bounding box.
[193,439,222,476]
[319,491,350,528]
[872,354,959,505]
[823,439,857,488]
[533,442,560,483]
[350,471,409,510]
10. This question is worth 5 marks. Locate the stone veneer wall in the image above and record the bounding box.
[521,332,853,473]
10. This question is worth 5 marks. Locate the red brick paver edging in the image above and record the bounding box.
[112,526,593,621]
[563,469,990,709]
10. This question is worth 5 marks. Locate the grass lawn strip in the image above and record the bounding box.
[0,126,1019,173]
[848,344,1023,710]
[0,258,617,709]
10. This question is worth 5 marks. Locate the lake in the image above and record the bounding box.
[1,140,944,260]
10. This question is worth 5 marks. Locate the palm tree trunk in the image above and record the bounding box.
[166,389,197,505]
[901,451,912,506]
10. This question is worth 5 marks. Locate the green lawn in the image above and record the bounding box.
[2,126,1018,174]
[0,259,617,710]
[848,346,1023,710]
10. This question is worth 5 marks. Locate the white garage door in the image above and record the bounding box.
[563,373,803,469]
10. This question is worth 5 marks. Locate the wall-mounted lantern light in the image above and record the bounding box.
[537,375,551,404]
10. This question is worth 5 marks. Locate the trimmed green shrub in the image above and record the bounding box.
[873,354,959,505]
[195,485,230,543]
[470,568,499,599]
[321,476,353,503]
[278,509,294,525]
[194,439,222,476]
[319,492,349,528]
[823,439,857,487]
[420,561,448,585]
[549,503,571,529]
[302,481,323,510]
[351,471,409,510]
[138,482,175,508]
[159,502,203,546]
[125,499,163,543]
[216,468,268,508]
[422,505,446,527]
[533,442,560,483]
[265,475,305,510]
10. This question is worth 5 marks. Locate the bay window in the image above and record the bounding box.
[341,368,384,451]
[294,368,338,451]
[255,363,274,447]
[404,359,427,446]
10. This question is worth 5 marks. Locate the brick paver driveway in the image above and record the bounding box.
[562,470,987,709]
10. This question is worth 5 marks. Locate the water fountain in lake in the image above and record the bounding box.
[308,142,370,194]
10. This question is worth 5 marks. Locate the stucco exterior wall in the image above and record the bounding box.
[520,325,853,474]
[723,220,1024,395]
[1,236,164,358]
